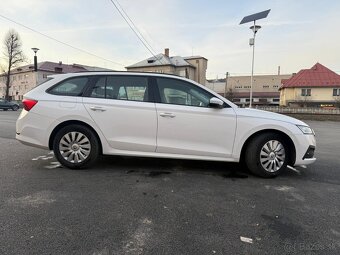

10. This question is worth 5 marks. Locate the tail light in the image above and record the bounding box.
[22,99,38,111]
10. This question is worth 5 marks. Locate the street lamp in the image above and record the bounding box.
[240,9,270,108]
[31,48,39,72]
[248,24,261,108]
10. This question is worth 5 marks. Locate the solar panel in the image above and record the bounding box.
[240,9,271,24]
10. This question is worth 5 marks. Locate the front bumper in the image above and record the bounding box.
[293,134,316,166]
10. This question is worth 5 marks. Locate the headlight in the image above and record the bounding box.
[297,125,314,135]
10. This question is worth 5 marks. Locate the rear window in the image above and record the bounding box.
[48,77,89,96]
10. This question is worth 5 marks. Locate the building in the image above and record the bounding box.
[126,48,207,84]
[206,73,292,106]
[0,61,112,100]
[280,63,340,107]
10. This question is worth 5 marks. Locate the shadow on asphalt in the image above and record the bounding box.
[89,155,250,179]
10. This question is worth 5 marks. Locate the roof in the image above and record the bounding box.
[5,61,112,75]
[281,63,340,89]
[206,78,226,83]
[183,55,208,61]
[227,92,280,98]
[126,53,194,69]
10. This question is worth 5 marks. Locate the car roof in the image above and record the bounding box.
[48,71,180,79]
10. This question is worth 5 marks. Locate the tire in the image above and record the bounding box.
[53,124,100,169]
[245,133,291,178]
[3,108,8,111]
[12,105,19,111]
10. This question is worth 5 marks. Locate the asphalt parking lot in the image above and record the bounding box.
[0,111,339,255]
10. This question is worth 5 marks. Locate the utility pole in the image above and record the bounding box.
[224,72,229,98]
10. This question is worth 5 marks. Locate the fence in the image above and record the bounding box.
[257,106,340,115]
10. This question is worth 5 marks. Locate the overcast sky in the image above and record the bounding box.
[0,0,339,79]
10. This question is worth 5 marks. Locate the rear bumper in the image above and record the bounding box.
[16,109,55,150]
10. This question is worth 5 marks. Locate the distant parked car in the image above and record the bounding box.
[16,72,316,177]
[0,99,19,111]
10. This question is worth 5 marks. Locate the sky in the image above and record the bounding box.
[0,0,339,79]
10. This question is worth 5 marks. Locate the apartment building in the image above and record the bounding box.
[126,48,208,84]
[206,73,292,106]
[0,61,111,100]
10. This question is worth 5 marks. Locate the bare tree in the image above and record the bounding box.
[1,29,26,100]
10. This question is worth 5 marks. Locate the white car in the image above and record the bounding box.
[16,72,316,177]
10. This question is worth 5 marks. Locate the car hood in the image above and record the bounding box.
[234,108,308,126]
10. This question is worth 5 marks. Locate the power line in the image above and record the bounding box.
[108,0,165,64]
[0,13,125,68]
[115,0,158,55]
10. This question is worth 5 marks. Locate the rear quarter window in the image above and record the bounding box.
[47,77,90,96]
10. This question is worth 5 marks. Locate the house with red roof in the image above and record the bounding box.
[279,63,340,107]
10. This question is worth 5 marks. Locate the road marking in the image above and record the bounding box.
[240,236,253,244]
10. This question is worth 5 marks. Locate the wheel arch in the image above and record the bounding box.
[48,120,103,154]
[239,129,296,166]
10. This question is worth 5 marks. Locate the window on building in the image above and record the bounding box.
[273,85,279,88]
[333,88,340,96]
[263,85,269,88]
[273,98,280,102]
[301,88,311,96]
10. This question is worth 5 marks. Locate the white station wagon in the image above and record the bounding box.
[16,72,316,177]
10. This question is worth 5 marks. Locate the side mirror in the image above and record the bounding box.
[209,97,224,108]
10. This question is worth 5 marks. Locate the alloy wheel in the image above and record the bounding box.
[59,131,91,163]
[260,140,286,172]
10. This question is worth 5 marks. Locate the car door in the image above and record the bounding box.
[154,77,237,158]
[82,75,157,152]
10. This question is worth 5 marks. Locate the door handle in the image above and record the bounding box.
[89,106,106,112]
[160,112,175,118]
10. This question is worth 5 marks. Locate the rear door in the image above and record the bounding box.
[82,75,157,152]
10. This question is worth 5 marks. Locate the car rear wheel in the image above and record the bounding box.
[53,125,99,169]
[12,105,19,111]
[245,133,290,178]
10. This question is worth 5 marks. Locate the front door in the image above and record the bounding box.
[154,77,237,158]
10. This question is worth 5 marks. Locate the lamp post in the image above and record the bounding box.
[249,23,261,108]
[31,48,39,72]
[240,9,270,108]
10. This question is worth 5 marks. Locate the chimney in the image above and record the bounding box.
[164,48,169,57]
[59,61,62,65]
[278,66,280,75]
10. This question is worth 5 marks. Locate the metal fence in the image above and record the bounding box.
[256,106,340,115]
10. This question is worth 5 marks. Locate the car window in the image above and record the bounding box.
[89,76,149,102]
[90,77,106,98]
[48,77,89,96]
[156,77,212,107]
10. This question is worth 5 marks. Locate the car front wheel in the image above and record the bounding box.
[53,125,99,169]
[12,105,19,111]
[245,133,290,178]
